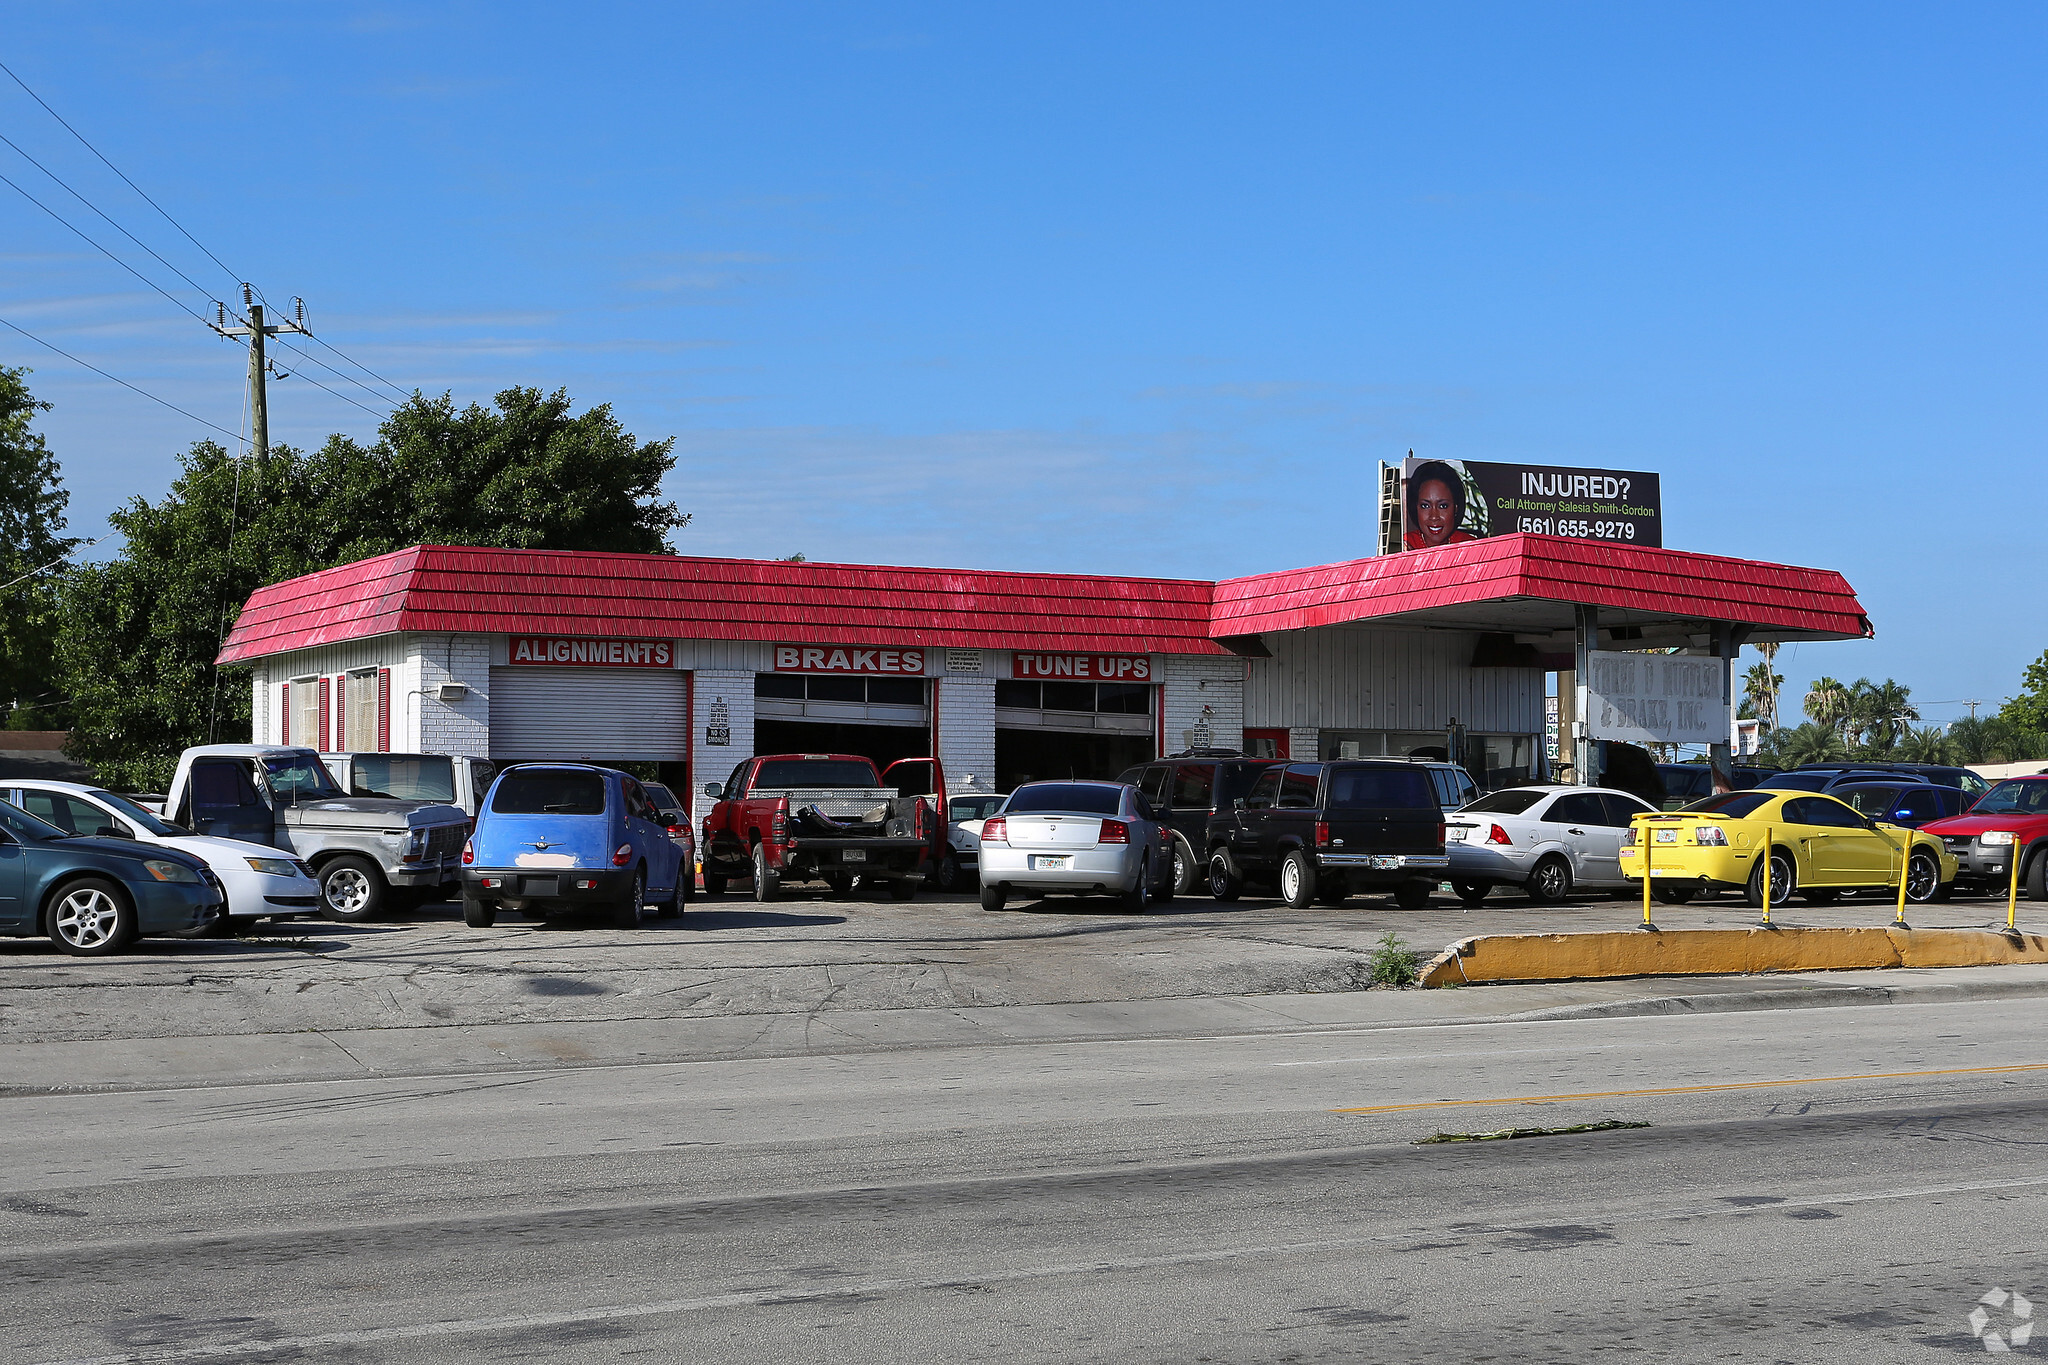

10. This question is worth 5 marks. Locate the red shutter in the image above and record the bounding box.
[280,683,291,743]
[377,669,391,752]
[337,677,348,751]
[318,677,331,751]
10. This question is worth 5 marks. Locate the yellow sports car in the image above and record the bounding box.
[1620,788,1958,907]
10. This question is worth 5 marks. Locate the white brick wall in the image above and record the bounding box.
[937,676,996,792]
[1160,654,1245,755]
[1287,727,1319,763]
[413,634,492,756]
[690,670,755,829]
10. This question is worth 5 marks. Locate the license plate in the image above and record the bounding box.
[1654,829,1678,843]
[842,849,867,863]
[1031,855,1071,871]
[523,877,559,896]
[1369,855,1401,870]
[1446,826,1469,842]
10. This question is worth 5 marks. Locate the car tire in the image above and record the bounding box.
[1208,852,1244,903]
[1394,880,1433,911]
[1279,849,1317,909]
[612,869,646,929]
[1654,885,1698,905]
[889,877,918,901]
[1119,864,1149,913]
[46,877,137,956]
[825,873,855,897]
[319,855,387,923]
[702,873,726,896]
[1745,846,1796,909]
[979,883,1007,912]
[1452,880,1489,907]
[1152,849,1176,905]
[1171,838,1201,897]
[751,844,776,904]
[1904,849,1944,905]
[1316,882,1350,906]
[653,876,681,918]
[2028,846,2048,902]
[462,895,497,928]
[677,864,694,905]
[1524,856,1572,906]
[935,852,962,892]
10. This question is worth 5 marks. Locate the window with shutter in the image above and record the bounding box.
[317,677,331,751]
[377,669,391,752]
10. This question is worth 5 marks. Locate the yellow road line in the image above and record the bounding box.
[1333,1061,2048,1114]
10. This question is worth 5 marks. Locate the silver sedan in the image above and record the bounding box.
[977,781,1173,912]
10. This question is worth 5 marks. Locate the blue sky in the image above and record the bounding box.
[2,4,2043,720]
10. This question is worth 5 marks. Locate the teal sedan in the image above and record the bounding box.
[0,799,223,955]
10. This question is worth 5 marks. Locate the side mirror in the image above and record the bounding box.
[703,782,723,800]
[1231,798,1245,809]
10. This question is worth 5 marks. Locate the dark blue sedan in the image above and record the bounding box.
[0,799,223,955]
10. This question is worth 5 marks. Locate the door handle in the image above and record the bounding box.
[1567,828,1585,835]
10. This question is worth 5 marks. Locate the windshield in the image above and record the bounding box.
[1461,789,1547,816]
[0,798,67,841]
[1683,791,1775,818]
[1003,783,1123,816]
[1755,773,1829,792]
[347,756,455,803]
[642,783,679,809]
[754,760,881,788]
[1970,781,2048,815]
[491,770,607,815]
[86,790,181,837]
[949,796,1005,821]
[264,755,343,799]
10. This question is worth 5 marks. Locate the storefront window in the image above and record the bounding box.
[995,681,1153,715]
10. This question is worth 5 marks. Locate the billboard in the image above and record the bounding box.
[1584,649,1725,746]
[1379,457,1662,553]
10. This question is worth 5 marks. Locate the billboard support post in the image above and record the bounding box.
[1710,622,1736,791]
[1573,604,1596,784]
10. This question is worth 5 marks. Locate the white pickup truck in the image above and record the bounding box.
[151,745,471,921]
[323,753,499,817]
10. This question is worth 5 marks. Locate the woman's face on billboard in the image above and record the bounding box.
[1412,478,1458,544]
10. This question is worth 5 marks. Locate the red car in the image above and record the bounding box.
[1921,775,2048,897]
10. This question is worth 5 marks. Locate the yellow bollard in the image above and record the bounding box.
[1894,830,1910,926]
[1760,824,1773,926]
[1641,825,1653,927]
[2009,836,2024,932]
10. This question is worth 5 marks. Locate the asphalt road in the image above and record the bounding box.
[5,995,2046,1362]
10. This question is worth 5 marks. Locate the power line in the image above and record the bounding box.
[303,331,415,406]
[0,168,208,323]
[267,335,399,414]
[0,59,243,289]
[0,313,243,441]
[265,346,392,420]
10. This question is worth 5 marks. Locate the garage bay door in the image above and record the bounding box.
[488,667,689,761]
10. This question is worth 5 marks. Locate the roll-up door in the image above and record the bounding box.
[488,667,689,761]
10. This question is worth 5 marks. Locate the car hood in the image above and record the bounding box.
[1922,814,2048,837]
[165,833,317,873]
[50,835,200,867]
[278,797,468,827]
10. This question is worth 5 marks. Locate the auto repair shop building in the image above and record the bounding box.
[216,535,1870,828]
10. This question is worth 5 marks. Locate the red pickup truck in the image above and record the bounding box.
[701,754,946,902]
[1921,774,2048,897]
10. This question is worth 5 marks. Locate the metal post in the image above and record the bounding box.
[1640,820,1653,927]
[2009,839,2023,931]
[1710,622,1735,785]
[1760,824,1773,925]
[1894,830,1910,925]
[1573,604,1596,788]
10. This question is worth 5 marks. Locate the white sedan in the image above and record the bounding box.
[940,794,1006,890]
[976,780,1173,912]
[5,780,322,924]
[1443,784,1659,905]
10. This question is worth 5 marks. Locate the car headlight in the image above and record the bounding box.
[245,857,302,876]
[1982,830,2017,846]
[143,859,202,884]
[1693,826,1729,846]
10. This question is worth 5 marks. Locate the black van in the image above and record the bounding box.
[1204,760,1448,909]
[1117,751,1285,894]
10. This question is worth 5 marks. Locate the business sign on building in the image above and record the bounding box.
[1012,653,1152,681]
[1584,649,1724,745]
[509,637,675,667]
[1380,457,1662,553]
[773,645,927,674]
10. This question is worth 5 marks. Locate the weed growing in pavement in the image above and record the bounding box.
[1365,931,1422,988]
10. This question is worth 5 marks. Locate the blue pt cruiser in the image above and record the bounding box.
[461,765,685,929]
[0,800,223,955]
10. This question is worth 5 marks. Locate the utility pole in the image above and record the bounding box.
[210,284,310,489]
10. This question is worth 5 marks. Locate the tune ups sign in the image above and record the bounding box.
[1012,653,1152,681]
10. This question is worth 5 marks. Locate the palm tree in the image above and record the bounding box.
[1895,725,1957,766]
[1849,678,1918,752]
[1776,722,1849,767]
[1742,652,1784,733]
[1803,677,1853,740]
[1951,716,2048,765]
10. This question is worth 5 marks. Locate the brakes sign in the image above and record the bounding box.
[1012,653,1151,680]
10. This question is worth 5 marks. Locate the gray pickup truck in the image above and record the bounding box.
[153,745,471,921]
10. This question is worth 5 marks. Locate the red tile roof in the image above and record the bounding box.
[217,536,1871,664]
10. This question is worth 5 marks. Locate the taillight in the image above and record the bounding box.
[982,817,1007,844]
[915,798,931,840]
[772,810,788,846]
[1437,821,1446,847]
[1486,824,1512,846]
[667,824,685,837]
[1099,819,1129,844]
[461,839,474,866]
[1622,825,1636,847]
[1315,820,1331,846]
[612,843,633,867]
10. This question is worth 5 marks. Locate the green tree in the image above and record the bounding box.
[57,388,686,788]
[1948,715,2048,766]
[1996,649,2048,739]
[1847,677,1917,754]
[0,367,77,730]
[1894,724,1956,766]
[1772,722,1849,767]
[1803,677,1853,741]
[1742,652,1784,732]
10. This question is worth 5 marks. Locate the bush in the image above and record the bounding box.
[1366,931,1422,988]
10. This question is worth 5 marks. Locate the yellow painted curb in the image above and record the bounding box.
[1417,925,2048,988]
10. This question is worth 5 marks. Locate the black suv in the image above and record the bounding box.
[1204,760,1448,909]
[1117,750,1284,894]
[1786,762,1989,799]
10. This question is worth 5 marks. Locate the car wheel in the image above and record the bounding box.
[1151,848,1176,905]
[2028,847,2048,902]
[889,877,918,901]
[1279,849,1317,909]
[1524,855,1572,906]
[47,877,137,956]
[1904,849,1944,905]
[825,873,855,897]
[1394,880,1433,911]
[677,864,694,905]
[702,873,726,896]
[319,855,387,923]
[653,876,681,918]
[462,895,497,928]
[1451,879,1489,908]
[979,883,1007,912]
[1655,885,1698,905]
[1171,839,1201,896]
[935,852,961,892]
[1119,862,1149,913]
[751,844,776,904]
[1208,852,1243,902]
[612,869,645,929]
[1745,847,1796,909]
